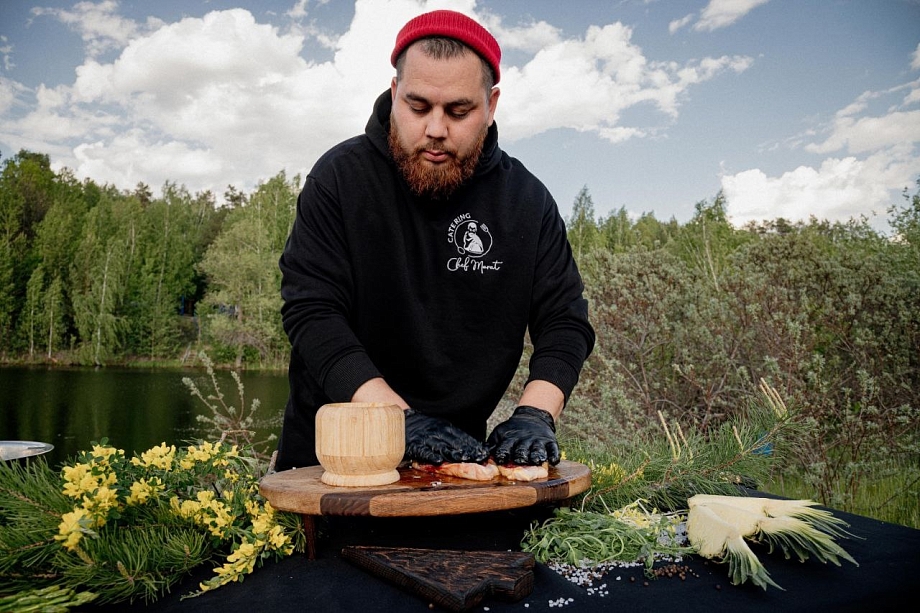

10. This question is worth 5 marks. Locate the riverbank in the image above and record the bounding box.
[0,351,287,372]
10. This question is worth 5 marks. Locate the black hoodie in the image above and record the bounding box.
[275,91,595,470]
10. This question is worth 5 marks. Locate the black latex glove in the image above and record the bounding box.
[486,405,560,466]
[403,408,489,465]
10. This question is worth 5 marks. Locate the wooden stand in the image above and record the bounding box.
[342,546,535,612]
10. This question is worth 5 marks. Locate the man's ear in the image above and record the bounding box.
[487,87,500,126]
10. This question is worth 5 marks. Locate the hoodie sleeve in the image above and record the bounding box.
[279,174,381,402]
[525,195,596,403]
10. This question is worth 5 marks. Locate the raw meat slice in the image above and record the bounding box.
[497,463,548,482]
[411,461,500,481]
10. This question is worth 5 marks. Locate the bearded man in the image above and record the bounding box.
[275,10,595,472]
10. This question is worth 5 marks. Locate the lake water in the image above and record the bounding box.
[0,366,289,468]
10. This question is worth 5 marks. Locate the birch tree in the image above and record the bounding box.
[71,193,131,365]
[43,275,65,359]
[567,186,600,259]
[22,265,44,357]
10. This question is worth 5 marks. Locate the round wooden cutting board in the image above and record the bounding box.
[259,460,592,517]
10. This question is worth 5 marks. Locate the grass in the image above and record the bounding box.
[762,463,920,530]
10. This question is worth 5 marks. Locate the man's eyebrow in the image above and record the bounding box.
[404,92,477,108]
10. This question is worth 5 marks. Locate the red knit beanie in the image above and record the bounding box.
[391,10,501,84]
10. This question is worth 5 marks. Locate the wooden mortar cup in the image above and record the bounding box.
[315,403,405,487]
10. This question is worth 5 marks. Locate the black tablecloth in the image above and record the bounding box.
[83,500,919,613]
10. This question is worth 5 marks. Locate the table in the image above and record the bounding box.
[92,494,918,613]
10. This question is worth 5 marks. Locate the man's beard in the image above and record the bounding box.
[388,119,487,200]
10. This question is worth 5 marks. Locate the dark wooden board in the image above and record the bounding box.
[259,460,591,517]
[341,546,535,612]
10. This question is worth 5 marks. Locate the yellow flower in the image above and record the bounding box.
[183,441,220,466]
[57,437,300,597]
[171,497,203,520]
[62,462,89,483]
[229,541,257,562]
[611,500,661,530]
[267,526,290,550]
[131,443,176,470]
[55,508,91,551]
[61,464,92,499]
[77,473,100,493]
[126,477,165,506]
[205,502,235,537]
[95,484,119,507]
[80,485,119,527]
[91,445,123,465]
[590,461,641,484]
[251,513,272,535]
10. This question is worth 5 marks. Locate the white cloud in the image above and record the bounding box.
[0,35,13,71]
[73,130,223,190]
[668,0,770,34]
[904,86,920,107]
[497,22,752,142]
[484,17,562,53]
[31,0,163,58]
[4,0,484,195]
[807,109,920,155]
[0,0,755,197]
[287,0,311,20]
[722,147,919,227]
[805,80,920,155]
[912,42,920,70]
[668,14,694,35]
[0,77,26,115]
[694,0,770,32]
[726,75,920,229]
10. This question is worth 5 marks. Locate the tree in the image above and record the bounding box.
[670,192,752,292]
[21,265,44,358]
[22,266,66,359]
[197,171,298,366]
[42,275,65,359]
[125,183,199,358]
[71,192,133,365]
[598,206,635,253]
[567,185,601,259]
[0,150,57,350]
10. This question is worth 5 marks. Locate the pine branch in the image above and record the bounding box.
[569,382,805,513]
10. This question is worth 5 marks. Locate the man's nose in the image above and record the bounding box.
[425,110,448,139]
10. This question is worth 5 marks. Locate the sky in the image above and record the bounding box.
[1,0,918,231]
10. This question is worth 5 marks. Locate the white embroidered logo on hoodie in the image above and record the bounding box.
[446,214,502,273]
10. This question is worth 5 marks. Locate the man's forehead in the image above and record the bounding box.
[397,47,487,103]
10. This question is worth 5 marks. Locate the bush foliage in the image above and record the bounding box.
[557,185,920,525]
